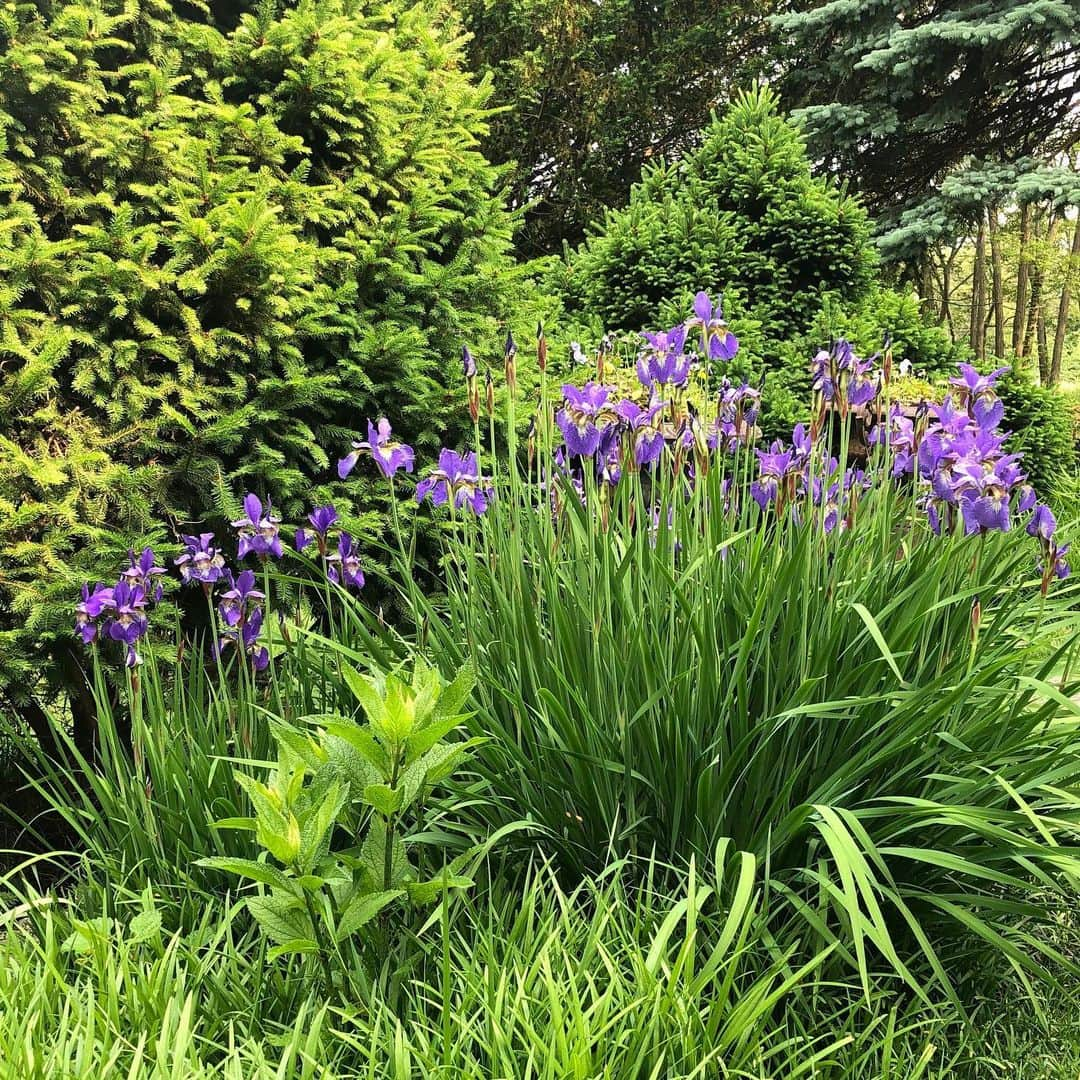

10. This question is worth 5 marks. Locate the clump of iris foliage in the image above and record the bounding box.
[3,291,1080,1076]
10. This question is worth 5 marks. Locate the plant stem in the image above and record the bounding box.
[302,886,336,997]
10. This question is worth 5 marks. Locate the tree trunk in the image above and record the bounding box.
[939,244,960,338]
[1027,268,1043,377]
[12,697,59,759]
[1037,306,1050,383]
[1050,212,1080,386]
[1025,210,1059,381]
[53,642,106,762]
[969,210,987,359]
[1012,203,1033,355]
[988,210,1006,357]
[919,253,935,319]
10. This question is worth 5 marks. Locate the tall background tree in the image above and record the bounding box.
[460,0,774,256]
[773,0,1080,382]
[774,0,1080,238]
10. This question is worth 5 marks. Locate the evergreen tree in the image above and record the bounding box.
[0,0,540,735]
[773,0,1080,248]
[555,87,877,353]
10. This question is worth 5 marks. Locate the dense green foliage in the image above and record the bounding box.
[460,0,773,255]
[0,0,539,720]
[998,366,1079,494]
[554,87,877,352]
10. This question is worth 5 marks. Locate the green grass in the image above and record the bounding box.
[0,852,1024,1079]
[4,610,1080,1076]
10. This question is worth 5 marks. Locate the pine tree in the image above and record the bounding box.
[0,0,540,735]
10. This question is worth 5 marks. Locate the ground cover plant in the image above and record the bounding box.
[4,286,1078,1076]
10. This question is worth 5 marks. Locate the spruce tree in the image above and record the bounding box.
[0,0,539,735]
[773,0,1080,248]
[555,87,877,353]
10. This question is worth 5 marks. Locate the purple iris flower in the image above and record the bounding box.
[821,494,841,534]
[812,339,877,410]
[176,533,226,585]
[752,442,800,511]
[872,406,916,476]
[690,291,722,329]
[949,363,1009,402]
[296,505,339,554]
[712,380,760,448]
[326,532,365,589]
[720,380,760,423]
[556,383,616,458]
[75,583,114,645]
[992,455,1025,491]
[416,449,492,514]
[103,581,149,667]
[461,345,477,380]
[121,548,166,602]
[232,494,283,560]
[686,291,740,362]
[1042,544,1071,581]
[218,607,269,672]
[791,424,813,462]
[642,325,688,356]
[615,398,666,466]
[338,419,416,480]
[707,332,739,362]
[636,348,692,389]
[218,569,265,628]
[648,504,679,550]
[546,448,587,518]
[636,326,691,388]
[972,395,1004,431]
[707,417,740,453]
[960,475,1011,534]
[598,443,622,486]
[931,467,961,506]
[846,357,878,408]
[1024,503,1071,590]
[1027,504,1057,543]
[242,609,270,671]
[926,501,943,536]
[929,396,972,436]
[811,349,835,400]
[876,367,1032,548]
[917,430,949,476]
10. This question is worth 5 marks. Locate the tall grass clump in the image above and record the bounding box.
[391,305,1080,1004]
[2,849,972,1078]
